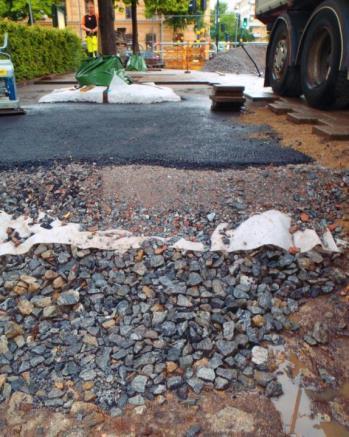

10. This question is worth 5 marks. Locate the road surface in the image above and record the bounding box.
[0,95,310,169]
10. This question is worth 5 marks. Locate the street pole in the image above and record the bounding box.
[215,0,219,51]
[234,11,239,47]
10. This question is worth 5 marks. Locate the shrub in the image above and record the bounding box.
[0,20,83,81]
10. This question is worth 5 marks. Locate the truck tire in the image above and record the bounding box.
[267,21,301,97]
[300,8,349,109]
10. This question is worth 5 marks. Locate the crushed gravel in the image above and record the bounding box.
[0,162,348,418]
[203,45,267,76]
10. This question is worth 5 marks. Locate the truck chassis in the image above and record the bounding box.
[257,0,349,109]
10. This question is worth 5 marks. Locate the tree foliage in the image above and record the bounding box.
[116,0,190,16]
[0,20,83,80]
[116,0,194,51]
[146,0,205,32]
[210,1,254,42]
[0,0,61,21]
[144,0,190,16]
[117,0,199,30]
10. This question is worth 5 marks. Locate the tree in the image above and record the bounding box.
[147,1,205,35]
[97,0,116,55]
[117,0,139,54]
[117,0,192,54]
[0,0,60,21]
[210,1,254,43]
[210,2,236,42]
[130,0,139,54]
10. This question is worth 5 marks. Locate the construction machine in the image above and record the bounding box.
[0,32,25,115]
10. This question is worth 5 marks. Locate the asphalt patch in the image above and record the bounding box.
[0,95,311,170]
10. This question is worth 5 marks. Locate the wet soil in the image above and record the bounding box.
[242,106,349,170]
[0,390,283,437]
[278,269,349,436]
[0,283,347,437]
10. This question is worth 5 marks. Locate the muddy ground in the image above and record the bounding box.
[242,106,349,171]
[0,282,347,437]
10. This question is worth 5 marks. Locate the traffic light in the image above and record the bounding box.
[242,18,248,29]
[189,0,197,13]
[189,0,206,12]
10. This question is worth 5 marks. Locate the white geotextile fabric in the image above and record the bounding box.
[108,82,181,104]
[38,74,180,105]
[210,210,340,253]
[0,210,342,257]
[39,86,106,104]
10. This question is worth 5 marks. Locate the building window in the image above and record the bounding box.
[125,6,131,19]
[116,28,127,42]
[146,33,156,49]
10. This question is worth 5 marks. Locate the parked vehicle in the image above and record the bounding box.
[121,45,164,69]
[256,0,349,109]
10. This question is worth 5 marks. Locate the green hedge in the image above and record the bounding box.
[0,21,83,81]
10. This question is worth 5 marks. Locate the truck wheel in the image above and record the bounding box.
[267,21,301,97]
[300,9,349,109]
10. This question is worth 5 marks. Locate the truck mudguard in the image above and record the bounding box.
[296,0,349,72]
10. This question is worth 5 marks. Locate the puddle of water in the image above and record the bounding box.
[271,347,349,437]
[288,351,306,379]
[307,382,349,403]
[317,421,349,437]
[341,383,349,399]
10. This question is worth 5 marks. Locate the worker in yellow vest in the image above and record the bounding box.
[81,2,99,57]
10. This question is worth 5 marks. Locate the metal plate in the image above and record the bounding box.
[0,108,25,116]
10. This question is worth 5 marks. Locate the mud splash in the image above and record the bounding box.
[272,348,349,436]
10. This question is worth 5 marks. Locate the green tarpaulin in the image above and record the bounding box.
[76,56,131,87]
[126,54,147,72]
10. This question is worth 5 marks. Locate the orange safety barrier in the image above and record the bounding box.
[154,42,210,71]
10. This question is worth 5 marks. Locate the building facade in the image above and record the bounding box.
[65,0,211,48]
[229,0,267,41]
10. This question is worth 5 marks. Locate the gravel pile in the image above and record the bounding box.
[203,45,267,75]
[0,164,102,231]
[0,164,347,244]
[0,163,348,416]
[0,241,346,415]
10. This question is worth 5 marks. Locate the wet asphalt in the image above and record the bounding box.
[0,95,311,169]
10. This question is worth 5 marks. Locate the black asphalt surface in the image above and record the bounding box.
[0,95,311,169]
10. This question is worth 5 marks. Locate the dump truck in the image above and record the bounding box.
[256,0,349,109]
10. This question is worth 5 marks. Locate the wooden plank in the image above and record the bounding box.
[268,103,291,114]
[287,113,320,124]
[213,85,245,92]
[244,91,277,102]
[210,95,245,103]
[313,125,349,140]
[211,101,244,112]
[214,90,244,97]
